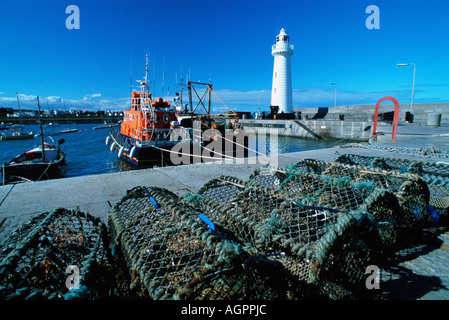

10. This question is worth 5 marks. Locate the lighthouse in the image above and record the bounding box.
[271,28,294,114]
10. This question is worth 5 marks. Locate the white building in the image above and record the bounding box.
[271,28,294,113]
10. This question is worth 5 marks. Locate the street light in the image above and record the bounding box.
[330,82,337,108]
[258,90,265,119]
[397,63,416,113]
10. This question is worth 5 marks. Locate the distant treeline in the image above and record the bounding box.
[0,115,123,125]
[0,107,123,124]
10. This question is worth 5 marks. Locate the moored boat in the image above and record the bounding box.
[106,55,191,166]
[1,93,35,140]
[1,97,66,184]
[1,140,66,184]
[106,55,249,167]
[0,130,35,141]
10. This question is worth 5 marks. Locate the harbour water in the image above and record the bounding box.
[0,123,343,183]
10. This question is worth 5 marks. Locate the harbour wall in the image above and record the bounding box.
[239,119,372,141]
[240,102,449,141]
[293,102,449,126]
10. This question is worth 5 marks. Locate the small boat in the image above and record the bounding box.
[1,97,66,184]
[1,129,35,141]
[60,128,79,134]
[93,122,119,130]
[2,140,66,184]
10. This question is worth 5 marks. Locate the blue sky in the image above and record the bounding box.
[0,0,448,112]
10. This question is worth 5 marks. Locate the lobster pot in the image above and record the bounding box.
[288,159,330,175]
[247,167,289,187]
[246,159,331,188]
[273,171,400,247]
[322,163,429,228]
[193,177,301,252]
[335,153,447,177]
[108,186,291,300]
[335,156,439,227]
[409,161,449,224]
[0,208,109,300]
[185,176,382,299]
[196,176,245,204]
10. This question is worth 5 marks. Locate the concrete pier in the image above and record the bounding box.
[1,123,449,299]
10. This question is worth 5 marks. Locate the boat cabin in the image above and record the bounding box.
[120,91,179,142]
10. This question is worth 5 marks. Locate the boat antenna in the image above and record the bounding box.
[130,45,133,95]
[37,96,46,162]
[162,54,165,98]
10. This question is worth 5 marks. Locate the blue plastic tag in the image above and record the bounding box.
[198,214,216,233]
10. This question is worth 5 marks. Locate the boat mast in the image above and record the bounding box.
[37,97,46,162]
[16,92,23,127]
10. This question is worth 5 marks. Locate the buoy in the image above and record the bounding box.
[105,136,110,145]
[118,146,124,158]
[110,141,116,152]
[130,146,136,159]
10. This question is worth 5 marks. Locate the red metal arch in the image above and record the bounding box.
[372,96,400,142]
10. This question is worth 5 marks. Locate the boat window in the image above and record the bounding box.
[163,114,169,123]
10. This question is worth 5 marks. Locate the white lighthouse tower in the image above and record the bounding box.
[271,28,294,114]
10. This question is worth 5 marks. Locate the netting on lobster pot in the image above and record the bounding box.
[289,159,432,230]
[272,170,400,247]
[191,176,326,254]
[337,155,448,226]
[186,176,383,299]
[287,159,331,175]
[247,167,289,187]
[0,208,109,300]
[108,186,291,300]
[336,153,411,172]
[247,160,331,188]
[320,162,430,229]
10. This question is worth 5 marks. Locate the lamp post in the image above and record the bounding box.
[258,90,265,119]
[329,82,337,108]
[397,63,416,113]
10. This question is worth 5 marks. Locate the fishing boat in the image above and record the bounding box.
[106,55,249,167]
[1,97,66,184]
[106,55,192,166]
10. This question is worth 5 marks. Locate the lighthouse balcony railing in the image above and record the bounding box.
[272,44,294,52]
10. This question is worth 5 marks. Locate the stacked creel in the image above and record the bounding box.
[186,175,385,299]
[248,168,401,248]
[335,154,444,226]
[0,208,109,300]
[269,159,431,234]
[108,186,294,300]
